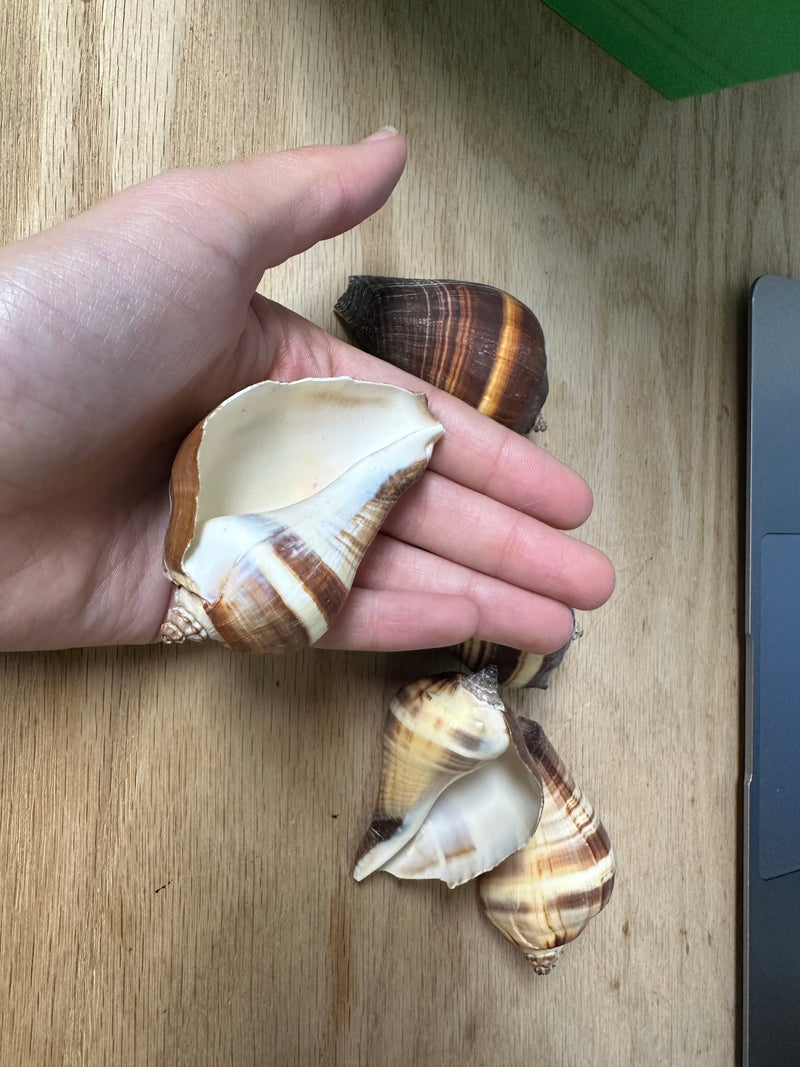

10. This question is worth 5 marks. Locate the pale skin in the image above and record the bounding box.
[0,129,614,653]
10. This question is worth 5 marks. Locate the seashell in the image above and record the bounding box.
[335,275,569,689]
[478,718,615,974]
[353,669,544,888]
[334,276,548,434]
[452,613,580,690]
[160,377,443,653]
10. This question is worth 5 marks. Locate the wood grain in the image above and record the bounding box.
[4,0,800,1062]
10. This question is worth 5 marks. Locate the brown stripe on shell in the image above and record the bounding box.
[357,814,404,847]
[486,888,601,917]
[436,281,476,404]
[450,725,492,752]
[476,290,522,421]
[209,525,348,654]
[435,841,479,863]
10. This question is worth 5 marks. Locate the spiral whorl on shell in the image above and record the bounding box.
[335,276,548,434]
[478,718,615,974]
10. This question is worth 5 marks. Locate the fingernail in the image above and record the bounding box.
[361,125,400,143]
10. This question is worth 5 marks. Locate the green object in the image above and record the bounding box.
[540,0,800,98]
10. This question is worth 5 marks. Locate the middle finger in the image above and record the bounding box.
[381,470,615,611]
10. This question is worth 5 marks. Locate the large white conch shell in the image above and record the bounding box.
[160,377,443,653]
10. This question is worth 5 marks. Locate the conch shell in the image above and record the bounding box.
[335,276,571,689]
[353,669,544,888]
[356,670,546,887]
[478,718,615,974]
[160,377,443,653]
[335,276,548,434]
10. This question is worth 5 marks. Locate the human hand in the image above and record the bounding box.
[0,130,614,653]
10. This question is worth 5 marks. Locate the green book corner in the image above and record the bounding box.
[540,0,800,98]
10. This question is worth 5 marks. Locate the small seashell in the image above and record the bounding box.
[160,377,443,653]
[452,614,579,690]
[353,669,543,888]
[335,276,548,434]
[478,718,615,974]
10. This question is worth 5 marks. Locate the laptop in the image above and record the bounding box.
[744,274,800,1066]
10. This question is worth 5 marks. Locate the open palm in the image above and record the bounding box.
[0,133,613,652]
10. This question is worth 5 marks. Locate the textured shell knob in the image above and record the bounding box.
[335,276,548,434]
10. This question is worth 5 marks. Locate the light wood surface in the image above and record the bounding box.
[4,1,800,1063]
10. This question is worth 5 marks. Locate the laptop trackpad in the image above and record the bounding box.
[758,533,800,880]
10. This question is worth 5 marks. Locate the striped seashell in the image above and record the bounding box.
[335,275,571,689]
[452,617,578,690]
[478,718,615,974]
[353,669,543,886]
[160,377,443,653]
[334,277,548,433]
[373,707,544,888]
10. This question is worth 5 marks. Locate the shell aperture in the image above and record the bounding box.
[353,669,544,888]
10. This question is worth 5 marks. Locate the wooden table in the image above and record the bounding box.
[4,0,796,1063]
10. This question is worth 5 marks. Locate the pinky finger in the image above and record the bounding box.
[313,590,479,652]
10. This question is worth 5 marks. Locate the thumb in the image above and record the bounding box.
[109,130,408,291]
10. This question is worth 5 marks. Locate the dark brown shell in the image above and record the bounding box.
[334,275,571,689]
[335,277,548,434]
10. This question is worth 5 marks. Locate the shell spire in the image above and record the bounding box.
[478,718,615,974]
